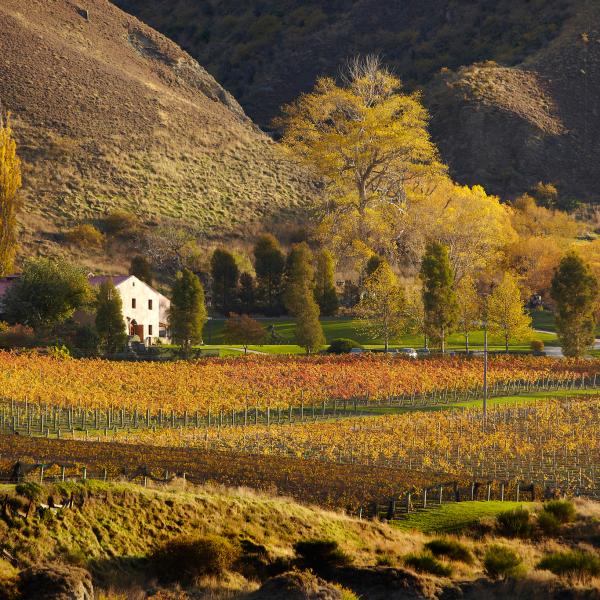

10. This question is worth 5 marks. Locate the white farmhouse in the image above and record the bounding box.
[88,275,170,344]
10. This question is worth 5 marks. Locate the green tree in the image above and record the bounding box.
[129,255,153,286]
[4,258,91,334]
[95,278,127,355]
[295,298,326,354]
[420,241,458,353]
[211,248,239,314]
[222,313,266,354]
[253,234,285,313]
[356,261,405,352]
[487,272,532,353]
[0,112,22,276]
[455,275,481,353]
[169,269,207,356]
[238,272,256,314]
[551,252,599,357]
[283,242,325,353]
[314,249,339,316]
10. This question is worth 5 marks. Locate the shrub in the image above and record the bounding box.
[65,224,105,248]
[424,539,473,564]
[375,554,395,567]
[102,209,137,236]
[496,507,532,537]
[404,551,452,577]
[530,339,545,353]
[483,545,525,580]
[151,535,238,583]
[0,324,37,348]
[537,550,600,582]
[15,482,42,502]
[543,500,576,524]
[327,338,363,354]
[294,539,352,572]
[537,510,561,535]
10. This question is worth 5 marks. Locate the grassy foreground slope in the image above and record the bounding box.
[0,0,313,258]
[1,481,599,598]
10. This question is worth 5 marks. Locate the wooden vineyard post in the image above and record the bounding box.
[501,483,505,501]
[387,499,396,520]
[39,465,44,484]
[516,482,520,502]
[82,466,87,481]
[61,466,65,482]
[423,488,428,509]
[439,485,443,505]
[406,492,412,513]
[487,482,492,501]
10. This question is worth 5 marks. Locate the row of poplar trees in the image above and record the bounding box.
[169,240,335,355]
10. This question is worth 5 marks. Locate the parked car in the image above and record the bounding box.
[417,348,430,357]
[350,347,368,354]
[398,347,418,359]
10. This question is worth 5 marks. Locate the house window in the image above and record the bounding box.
[148,299,153,310]
[132,298,136,309]
[148,324,153,336]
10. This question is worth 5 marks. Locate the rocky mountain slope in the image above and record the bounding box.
[427,1,600,201]
[0,0,313,256]
[113,0,600,202]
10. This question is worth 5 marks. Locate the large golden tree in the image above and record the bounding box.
[0,112,21,276]
[279,56,444,261]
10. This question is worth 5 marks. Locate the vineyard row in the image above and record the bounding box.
[0,374,595,438]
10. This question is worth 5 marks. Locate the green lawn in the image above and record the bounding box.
[356,388,600,416]
[196,316,556,356]
[392,501,537,533]
[530,310,556,333]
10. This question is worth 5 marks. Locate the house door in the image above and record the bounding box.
[134,324,144,339]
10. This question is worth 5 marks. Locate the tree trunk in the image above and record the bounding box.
[441,326,445,354]
[505,334,509,354]
[465,333,469,354]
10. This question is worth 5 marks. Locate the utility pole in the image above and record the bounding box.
[483,314,488,419]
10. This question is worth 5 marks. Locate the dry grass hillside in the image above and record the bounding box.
[427,2,600,202]
[0,0,313,259]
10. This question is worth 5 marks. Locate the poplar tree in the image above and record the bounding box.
[0,112,21,276]
[420,241,458,353]
[283,243,325,354]
[211,248,239,314]
[253,234,285,314]
[95,279,127,355]
[551,252,599,357]
[314,249,339,316]
[487,272,532,353]
[169,269,207,356]
[356,261,405,352]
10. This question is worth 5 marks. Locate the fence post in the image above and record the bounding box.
[487,482,492,501]
[439,485,443,505]
[61,466,65,482]
[516,482,520,502]
[423,488,427,509]
[501,483,505,501]
[82,466,87,481]
[39,465,44,484]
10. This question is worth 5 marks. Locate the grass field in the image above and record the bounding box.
[392,501,537,533]
[196,316,557,356]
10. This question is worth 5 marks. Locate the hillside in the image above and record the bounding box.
[1,480,599,598]
[112,0,600,202]
[427,1,600,201]
[0,0,313,259]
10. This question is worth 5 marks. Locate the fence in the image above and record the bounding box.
[0,374,597,440]
[0,461,588,525]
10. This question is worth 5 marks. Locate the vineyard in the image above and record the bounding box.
[1,352,600,513]
[0,352,597,411]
